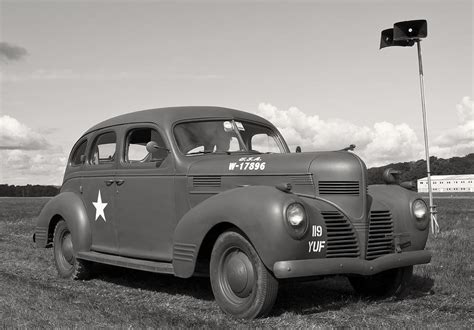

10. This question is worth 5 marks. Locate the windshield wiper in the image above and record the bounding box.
[186,150,215,155]
[187,150,231,155]
[226,150,262,155]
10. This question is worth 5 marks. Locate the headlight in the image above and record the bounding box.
[412,199,428,219]
[287,203,305,226]
[285,203,308,239]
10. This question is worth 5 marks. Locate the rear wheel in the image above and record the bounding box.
[210,230,278,319]
[349,266,413,297]
[53,220,93,280]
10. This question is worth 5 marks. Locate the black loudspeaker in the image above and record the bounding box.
[380,28,415,49]
[393,20,427,41]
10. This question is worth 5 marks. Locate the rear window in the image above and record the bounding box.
[70,140,87,166]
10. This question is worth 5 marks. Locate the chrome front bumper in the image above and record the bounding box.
[273,250,432,279]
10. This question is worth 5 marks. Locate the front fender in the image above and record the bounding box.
[35,191,91,253]
[369,184,429,251]
[173,185,311,278]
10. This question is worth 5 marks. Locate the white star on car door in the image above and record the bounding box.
[93,190,108,222]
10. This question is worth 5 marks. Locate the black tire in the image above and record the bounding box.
[53,220,93,280]
[210,230,278,319]
[348,266,413,298]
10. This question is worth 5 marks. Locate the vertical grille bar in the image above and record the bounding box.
[321,211,360,258]
[366,210,394,260]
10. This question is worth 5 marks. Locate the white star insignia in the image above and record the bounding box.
[92,190,108,222]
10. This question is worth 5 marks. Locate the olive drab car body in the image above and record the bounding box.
[35,106,432,319]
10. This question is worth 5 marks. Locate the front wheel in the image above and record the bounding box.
[53,220,93,280]
[210,230,278,319]
[348,266,413,297]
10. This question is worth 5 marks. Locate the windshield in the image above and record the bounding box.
[174,120,286,155]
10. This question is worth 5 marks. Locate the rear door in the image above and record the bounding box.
[114,124,176,261]
[82,129,119,254]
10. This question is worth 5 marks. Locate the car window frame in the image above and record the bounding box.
[119,123,171,170]
[172,117,290,157]
[87,129,118,168]
[68,138,88,168]
[240,121,286,153]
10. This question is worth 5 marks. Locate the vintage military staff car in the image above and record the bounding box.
[35,106,431,319]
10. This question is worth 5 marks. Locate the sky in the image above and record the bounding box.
[0,0,472,185]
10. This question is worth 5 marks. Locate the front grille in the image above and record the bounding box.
[366,210,394,260]
[193,176,221,188]
[321,211,360,258]
[318,181,359,195]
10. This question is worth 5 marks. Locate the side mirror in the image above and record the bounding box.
[146,141,169,154]
[382,168,401,185]
[295,146,301,153]
[223,121,234,133]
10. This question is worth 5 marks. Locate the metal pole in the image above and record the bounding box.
[416,40,439,235]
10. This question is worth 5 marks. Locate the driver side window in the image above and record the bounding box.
[125,127,168,166]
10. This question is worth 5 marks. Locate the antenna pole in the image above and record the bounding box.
[416,40,439,235]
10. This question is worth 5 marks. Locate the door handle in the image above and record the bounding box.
[104,179,115,186]
[115,179,125,186]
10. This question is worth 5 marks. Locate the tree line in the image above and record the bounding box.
[0,184,60,197]
[367,153,474,184]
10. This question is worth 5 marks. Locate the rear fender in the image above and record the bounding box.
[173,185,301,278]
[35,192,91,253]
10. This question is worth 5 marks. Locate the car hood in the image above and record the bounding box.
[186,151,368,220]
[187,152,318,176]
[187,151,366,178]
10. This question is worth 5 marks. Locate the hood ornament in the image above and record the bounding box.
[340,144,356,152]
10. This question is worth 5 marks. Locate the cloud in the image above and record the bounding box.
[255,99,473,167]
[171,73,223,80]
[1,69,139,82]
[431,96,473,158]
[0,115,50,150]
[255,102,423,166]
[0,42,28,62]
[0,149,66,185]
[0,115,66,184]
[362,122,422,165]
[1,69,222,82]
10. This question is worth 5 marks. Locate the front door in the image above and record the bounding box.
[82,130,118,254]
[114,125,176,261]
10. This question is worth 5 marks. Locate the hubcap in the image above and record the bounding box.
[61,232,74,264]
[224,250,255,298]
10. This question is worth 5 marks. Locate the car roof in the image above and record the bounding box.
[83,106,274,136]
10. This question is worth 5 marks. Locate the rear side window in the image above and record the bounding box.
[90,132,116,165]
[70,140,87,166]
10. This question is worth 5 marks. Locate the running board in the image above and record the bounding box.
[77,251,174,275]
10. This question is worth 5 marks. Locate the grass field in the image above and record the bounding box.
[0,197,472,327]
